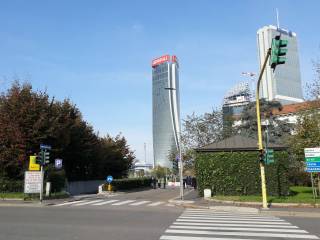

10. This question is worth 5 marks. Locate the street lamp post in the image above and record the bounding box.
[165,87,183,200]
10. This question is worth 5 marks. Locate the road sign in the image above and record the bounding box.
[306,162,320,167]
[55,159,63,169]
[304,148,320,173]
[40,144,52,150]
[306,167,320,173]
[29,155,40,171]
[106,175,113,183]
[304,148,320,162]
[24,171,42,193]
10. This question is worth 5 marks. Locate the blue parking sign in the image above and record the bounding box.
[106,175,113,183]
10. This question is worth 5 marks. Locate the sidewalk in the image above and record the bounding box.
[170,189,320,218]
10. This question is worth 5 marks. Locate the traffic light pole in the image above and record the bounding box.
[40,165,44,203]
[256,47,271,209]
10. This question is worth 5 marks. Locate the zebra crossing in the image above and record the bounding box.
[53,199,170,208]
[159,208,319,240]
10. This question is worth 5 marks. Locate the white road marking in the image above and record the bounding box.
[165,229,319,239]
[148,201,164,206]
[172,222,299,228]
[176,219,291,225]
[129,201,151,206]
[161,236,259,240]
[169,225,308,233]
[73,199,105,206]
[92,199,119,206]
[178,216,284,222]
[112,200,136,206]
[54,200,86,206]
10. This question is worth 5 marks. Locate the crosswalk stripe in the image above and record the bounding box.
[148,201,164,206]
[165,229,319,239]
[184,210,264,217]
[161,236,259,240]
[181,213,279,220]
[178,216,284,222]
[55,200,87,206]
[129,201,151,206]
[185,209,259,214]
[173,222,299,228]
[92,199,119,206]
[176,219,291,225]
[169,225,307,233]
[73,199,105,206]
[112,200,136,206]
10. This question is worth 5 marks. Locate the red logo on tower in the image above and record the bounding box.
[152,55,170,67]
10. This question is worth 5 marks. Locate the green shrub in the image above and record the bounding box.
[195,151,290,197]
[47,170,66,193]
[103,177,152,191]
[0,179,23,192]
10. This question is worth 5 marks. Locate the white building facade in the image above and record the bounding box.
[152,55,180,168]
[257,25,303,105]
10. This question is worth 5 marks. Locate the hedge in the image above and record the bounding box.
[195,151,290,197]
[102,177,152,191]
[0,179,23,192]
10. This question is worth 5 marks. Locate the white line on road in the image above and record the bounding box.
[147,201,164,206]
[161,236,260,240]
[169,225,307,233]
[54,200,87,206]
[173,222,298,228]
[165,229,319,239]
[181,213,279,220]
[129,201,151,206]
[112,200,136,206]
[73,199,105,206]
[92,199,119,206]
[178,216,284,222]
[176,219,291,225]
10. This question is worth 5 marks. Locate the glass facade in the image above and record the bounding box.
[152,57,180,168]
[257,25,303,104]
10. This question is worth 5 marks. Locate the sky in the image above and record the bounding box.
[0,0,319,164]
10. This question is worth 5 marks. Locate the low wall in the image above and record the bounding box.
[66,180,105,195]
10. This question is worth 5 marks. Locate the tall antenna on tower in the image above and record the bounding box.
[276,8,280,29]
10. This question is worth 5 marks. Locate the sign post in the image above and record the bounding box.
[106,175,113,191]
[24,171,42,194]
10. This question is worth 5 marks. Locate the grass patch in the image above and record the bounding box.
[0,192,25,199]
[212,186,319,204]
[0,191,70,200]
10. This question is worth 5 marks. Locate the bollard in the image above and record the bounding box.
[108,184,112,191]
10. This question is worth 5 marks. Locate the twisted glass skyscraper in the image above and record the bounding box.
[152,55,180,168]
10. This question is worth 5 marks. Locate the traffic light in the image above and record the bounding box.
[44,151,50,164]
[35,152,43,165]
[259,149,265,163]
[270,35,288,70]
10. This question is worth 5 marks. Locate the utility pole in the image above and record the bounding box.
[256,48,271,209]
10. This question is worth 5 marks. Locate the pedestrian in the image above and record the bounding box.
[192,177,197,189]
[158,178,161,188]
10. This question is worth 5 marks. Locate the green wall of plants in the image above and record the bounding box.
[195,151,289,196]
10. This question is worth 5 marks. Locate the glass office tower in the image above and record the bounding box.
[152,55,180,168]
[257,25,303,105]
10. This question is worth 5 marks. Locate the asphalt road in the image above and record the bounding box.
[1,189,320,240]
[0,205,182,240]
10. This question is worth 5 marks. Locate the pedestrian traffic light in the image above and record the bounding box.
[35,152,42,165]
[270,35,288,70]
[44,151,50,164]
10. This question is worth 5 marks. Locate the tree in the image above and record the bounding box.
[306,57,320,100]
[0,81,135,181]
[181,109,223,149]
[237,99,294,144]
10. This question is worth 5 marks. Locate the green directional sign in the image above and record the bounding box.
[264,149,274,164]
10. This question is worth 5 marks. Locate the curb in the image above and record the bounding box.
[209,198,320,208]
